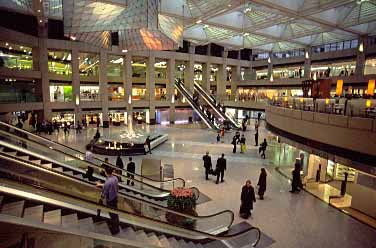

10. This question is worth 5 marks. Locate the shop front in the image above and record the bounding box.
[51,111,75,127]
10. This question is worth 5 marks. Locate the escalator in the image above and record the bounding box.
[0,121,198,206]
[174,80,221,130]
[193,82,241,130]
[0,152,261,247]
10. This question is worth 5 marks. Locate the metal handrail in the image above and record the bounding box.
[0,121,186,187]
[0,153,240,236]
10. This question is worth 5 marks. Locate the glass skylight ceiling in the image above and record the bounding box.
[1,0,376,52]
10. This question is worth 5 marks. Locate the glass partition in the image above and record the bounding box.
[0,41,33,70]
[155,60,167,79]
[0,79,41,103]
[364,58,376,75]
[132,58,146,78]
[48,50,72,75]
[79,53,99,77]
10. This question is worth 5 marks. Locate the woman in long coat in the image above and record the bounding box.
[240,180,256,219]
[257,168,267,199]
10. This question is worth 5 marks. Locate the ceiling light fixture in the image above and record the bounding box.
[70,36,76,41]
[305,51,309,59]
[39,20,42,23]
[5,43,8,46]
[358,42,364,52]
[228,4,232,7]
[204,24,209,28]
[122,49,128,53]
[196,20,202,24]
[270,74,274,82]
[244,7,251,13]
[243,32,250,36]
[268,57,271,64]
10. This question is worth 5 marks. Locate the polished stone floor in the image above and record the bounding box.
[45,120,376,248]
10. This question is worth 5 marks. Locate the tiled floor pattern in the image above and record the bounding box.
[42,121,376,248]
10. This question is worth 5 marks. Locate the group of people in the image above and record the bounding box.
[202,152,227,184]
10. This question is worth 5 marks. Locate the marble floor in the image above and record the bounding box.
[43,120,376,248]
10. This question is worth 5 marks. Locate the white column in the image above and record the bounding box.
[99,49,109,127]
[124,54,133,125]
[167,58,176,123]
[185,56,195,94]
[146,54,156,124]
[72,44,81,124]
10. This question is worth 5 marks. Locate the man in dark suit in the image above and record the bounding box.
[126,157,135,186]
[202,151,212,180]
[216,153,226,184]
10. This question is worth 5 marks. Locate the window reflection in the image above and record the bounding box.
[0,42,33,70]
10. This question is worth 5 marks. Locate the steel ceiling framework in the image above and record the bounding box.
[1,0,376,52]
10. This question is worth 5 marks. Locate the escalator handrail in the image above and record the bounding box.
[0,121,186,187]
[0,140,170,199]
[0,153,237,234]
[0,176,260,246]
[0,130,176,199]
[194,82,240,128]
[174,81,219,130]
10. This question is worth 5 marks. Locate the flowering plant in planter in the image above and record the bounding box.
[166,187,198,228]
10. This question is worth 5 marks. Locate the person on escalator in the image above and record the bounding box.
[126,157,135,186]
[96,167,120,235]
[100,158,110,177]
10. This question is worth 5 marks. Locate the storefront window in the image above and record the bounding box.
[256,69,268,80]
[364,58,376,75]
[0,79,40,103]
[132,58,146,78]
[79,53,99,77]
[155,60,167,79]
[80,85,100,101]
[51,113,75,126]
[194,64,202,81]
[108,85,124,101]
[50,85,73,102]
[109,112,125,126]
[107,55,123,77]
[273,66,304,79]
[0,42,33,70]
[132,87,146,100]
[311,61,356,78]
[48,50,72,75]
[155,87,167,100]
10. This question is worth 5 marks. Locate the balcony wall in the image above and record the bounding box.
[266,105,376,157]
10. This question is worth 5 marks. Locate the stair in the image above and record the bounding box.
[62,213,78,227]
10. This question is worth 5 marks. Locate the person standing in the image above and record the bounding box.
[202,152,212,180]
[76,121,82,134]
[254,129,259,146]
[215,154,226,184]
[145,136,152,154]
[216,133,221,143]
[126,157,135,186]
[115,155,124,180]
[96,167,120,235]
[239,180,256,219]
[231,136,237,153]
[220,127,225,142]
[290,162,303,193]
[240,134,246,154]
[257,112,262,122]
[257,168,267,200]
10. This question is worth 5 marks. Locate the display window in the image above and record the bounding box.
[51,113,75,126]
[0,41,33,70]
[80,85,100,101]
[132,87,146,100]
[108,85,125,101]
[50,85,73,102]
[48,50,72,75]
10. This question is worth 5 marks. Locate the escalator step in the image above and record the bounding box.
[65,171,74,176]
[4,151,17,156]
[74,174,83,179]
[23,205,43,222]
[54,167,63,172]
[135,230,148,242]
[94,221,111,235]
[18,156,29,161]
[178,239,191,248]
[62,213,79,227]
[147,233,162,246]
[118,227,137,240]
[41,163,53,169]
[158,236,171,248]
[43,209,62,225]
[78,217,95,232]
[167,237,180,248]
[30,160,42,165]
[0,200,25,217]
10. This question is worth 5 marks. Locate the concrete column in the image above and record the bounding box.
[189,44,195,54]
[72,44,81,123]
[355,36,367,76]
[184,56,195,94]
[267,52,273,79]
[202,62,211,92]
[206,44,211,56]
[304,47,312,78]
[217,64,227,102]
[37,25,50,120]
[146,54,156,124]
[230,66,238,100]
[124,54,132,125]
[223,49,228,59]
[99,49,109,127]
[167,58,176,123]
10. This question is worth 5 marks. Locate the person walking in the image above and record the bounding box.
[63,122,69,136]
[145,136,152,154]
[215,153,226,184]
[126,157,135,186]
[259,139,267,159]
[202,152,212,180]
[96,167,120,235]
[239,180,256,219]
[76,121,82,134]
[257,112,262,122]
[216,133,221,143]
[257,168,267,199]
[240,134,246,153]
[220,127,225,143]
[254,129,259,146]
